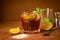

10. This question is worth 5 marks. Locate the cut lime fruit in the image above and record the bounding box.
[24,14,36,21]
[24,16,30,20]
[9,27,20,34]
[42,22,53,30]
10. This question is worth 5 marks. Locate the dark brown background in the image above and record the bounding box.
[0,0,60,22]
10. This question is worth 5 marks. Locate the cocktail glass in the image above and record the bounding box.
[21,12,41,33]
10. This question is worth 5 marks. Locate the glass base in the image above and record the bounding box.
[23,29,40,34]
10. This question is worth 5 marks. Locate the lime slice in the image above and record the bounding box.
[42,22,53,30]
[24,15,29,20]
[9,27,20,34]
[24,14,36,21]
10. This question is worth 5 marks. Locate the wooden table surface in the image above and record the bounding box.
[0,22,60,40]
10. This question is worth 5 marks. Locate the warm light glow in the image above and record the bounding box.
[11,34,28,39]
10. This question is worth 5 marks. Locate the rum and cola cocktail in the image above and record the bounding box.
[21,12,40,33]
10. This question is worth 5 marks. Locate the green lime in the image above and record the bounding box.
[9,27,20,34]
[24,14,36,21]
[42,22,53,30]
[24,16,30,20]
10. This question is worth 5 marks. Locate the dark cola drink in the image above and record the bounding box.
[21,12,40,33]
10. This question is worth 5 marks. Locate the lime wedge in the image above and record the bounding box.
[42,22,53,30]
[24,14,36,21]
[24,16,30,20]
[9,27,20,34]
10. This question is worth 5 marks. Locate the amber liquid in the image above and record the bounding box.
[21,18,40,31]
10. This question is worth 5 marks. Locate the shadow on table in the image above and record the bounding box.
[40,27,60,36]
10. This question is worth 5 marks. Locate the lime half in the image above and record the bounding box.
[42,22,53,30]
